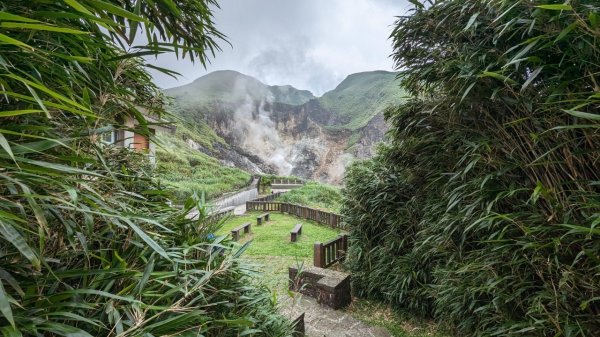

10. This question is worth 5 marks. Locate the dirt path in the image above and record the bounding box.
[280,296,391,337]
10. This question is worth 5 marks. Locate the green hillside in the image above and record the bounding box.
[269,84,315,106]
[166,70,314,108]
[318,71,407,130]
[155,125,251,202]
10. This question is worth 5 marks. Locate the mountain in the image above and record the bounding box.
[161,70,406,184]
[318,71,404,130]
[167,70,315,107]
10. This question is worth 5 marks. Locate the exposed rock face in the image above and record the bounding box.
[196,98,354,183]
[353,113,389,159]
[165,70,403,184]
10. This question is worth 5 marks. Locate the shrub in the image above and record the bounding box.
[0,1,290,335]
[343,1,600,335]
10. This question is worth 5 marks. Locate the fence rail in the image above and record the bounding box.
[245,201,343,228]
[314,234,348,268]
[205,206,234,224]
[272,178,304,185]
[251,192,286,203]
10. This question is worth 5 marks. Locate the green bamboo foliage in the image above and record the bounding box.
[0,1,290,336]
[343,0,600,336]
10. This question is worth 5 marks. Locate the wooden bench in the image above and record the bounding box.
[231,222,251,241]
[290,223,303,242]
[256,213,270,226]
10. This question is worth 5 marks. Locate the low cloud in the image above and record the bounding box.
[146,0,411,94]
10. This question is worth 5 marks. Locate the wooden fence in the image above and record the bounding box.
[205,206,234,224]
[245,201,343,229]
[314,234,348,268]
[251,192,286,203]
[272,178,304,185]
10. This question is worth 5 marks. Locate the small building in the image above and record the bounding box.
[101,114,176,165]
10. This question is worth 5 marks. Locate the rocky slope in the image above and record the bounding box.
[163,70,405,184]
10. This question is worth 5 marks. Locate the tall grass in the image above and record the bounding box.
[343,1,600,336]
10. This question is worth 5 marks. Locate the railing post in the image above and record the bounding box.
[314,242,324,268]
[341,234,349,260]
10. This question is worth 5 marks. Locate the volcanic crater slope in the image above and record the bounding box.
[163,70,406,184]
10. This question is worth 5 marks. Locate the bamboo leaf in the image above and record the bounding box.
[0,133,15,163]
[0,220,40,270]
[521,66,543,92]
[0,325,22,337]
[63,0,93,16]
[0,280,14,328]
[535,4,573,11]
[480,71,517,85]
[464,13,479,31]
[590,13,600,28]
[124,219,170,260]
[0,22,88,34]
[0,109,44,117]
[564,109,600,121]
[0,11,39,23]
[86,1,146,22]
[0,33,34,50]
[554,22,577,43]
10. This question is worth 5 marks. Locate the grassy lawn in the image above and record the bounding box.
[218,211,341,258]
[218,212,341,296]
[219,211,447,337]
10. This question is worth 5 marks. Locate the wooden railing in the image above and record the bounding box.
[251,192,286,203]
[245,201,343,229]
[206,206,234,224]
[281,203,343,228]
[314,234,348,268]
[272,178,304,185]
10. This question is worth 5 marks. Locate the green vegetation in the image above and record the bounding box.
[319,71,407,130]
[165,70,315,127]
[343,1,600,336]
[0,1,291,336]
[220,212,446,337]
[277,182,342,212]
[349,299,448,337]
[218,212,340,294]
[156,127,251,202]
[219,212,340,258]
[167,70,314,107]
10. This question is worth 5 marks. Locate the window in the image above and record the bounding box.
[101,130,116,144]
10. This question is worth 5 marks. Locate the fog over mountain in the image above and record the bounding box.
[146,0,411,95]
[164,70,406,184]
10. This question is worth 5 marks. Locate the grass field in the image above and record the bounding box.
[218,211,341,296]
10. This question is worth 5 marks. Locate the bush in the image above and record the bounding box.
[343,1,600,336]
[278,182,342,213]
[0,1,291,335]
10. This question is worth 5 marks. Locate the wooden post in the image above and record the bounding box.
[341,234,349,260]
[292,313,305,337]
[314,242,324,268]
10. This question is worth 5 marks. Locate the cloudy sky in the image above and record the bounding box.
[146,0,411,95]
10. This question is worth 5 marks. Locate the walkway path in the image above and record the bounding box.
[280,296,391,337]
[187,177,260,219]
